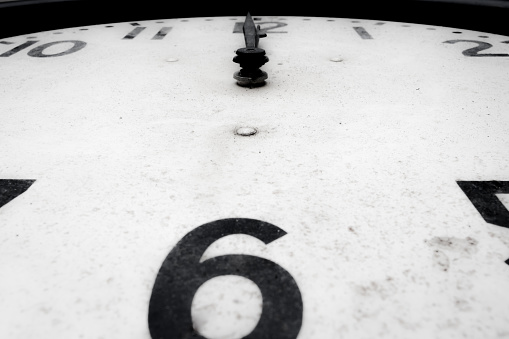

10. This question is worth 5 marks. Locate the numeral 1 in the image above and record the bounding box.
[0,41,38,57]
[353,27,373,39]
[123,27,146,39]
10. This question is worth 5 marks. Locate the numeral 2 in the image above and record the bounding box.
[444,40,509,57]
[148,218,303,339]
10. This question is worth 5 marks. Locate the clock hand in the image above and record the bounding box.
[233,12,269,87]
[242,12,266,49]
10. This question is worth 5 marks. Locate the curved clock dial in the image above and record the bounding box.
[1,16,508,339]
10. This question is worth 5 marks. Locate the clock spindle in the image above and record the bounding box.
[233,12,269,87]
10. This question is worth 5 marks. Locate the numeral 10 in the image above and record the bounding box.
[0,40,86,58]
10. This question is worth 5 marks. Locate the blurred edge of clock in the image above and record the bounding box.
[0,0,509,39]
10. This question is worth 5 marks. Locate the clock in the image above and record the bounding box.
[1,10,509,339]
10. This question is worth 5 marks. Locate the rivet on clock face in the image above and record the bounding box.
[166,58,179,62]
[330,57,343,62]
[235,127,257,136]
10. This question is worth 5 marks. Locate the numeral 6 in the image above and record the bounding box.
[148,218,303,339]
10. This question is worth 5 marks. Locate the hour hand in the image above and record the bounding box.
[233,13,269,87]
[242,12,266,49]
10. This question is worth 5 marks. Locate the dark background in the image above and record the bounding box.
[1,0,509,39]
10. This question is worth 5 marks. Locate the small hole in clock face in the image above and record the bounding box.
[453,31,462,34]
[235,127,258,136]
[327,19,335,22]
[105,25,114,28]
[79,28,88,31]
[479,35,489,38]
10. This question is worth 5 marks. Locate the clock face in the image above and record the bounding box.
[1,16,509,339]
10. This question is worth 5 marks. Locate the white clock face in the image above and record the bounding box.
[1,16,509,339]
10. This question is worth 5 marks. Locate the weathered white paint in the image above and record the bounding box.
[1,16,509,339]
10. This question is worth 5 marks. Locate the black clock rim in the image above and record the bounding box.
[0,0,508,39]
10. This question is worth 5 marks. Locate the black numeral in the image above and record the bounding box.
[353,27,373,39]
[148,218,303,339]
[457,181,509,228]
[123,26,172,40]
[234,21,288,34]
[0,40,38,57]
[152,27,172,40]
[1,41,86,58]
[0,179,35,209]
[123,27,146,39]
[444,40,509,57]
[27,40,86,58]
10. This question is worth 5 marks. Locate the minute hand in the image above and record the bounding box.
[243,12,266,49]
[233,13,269,87]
